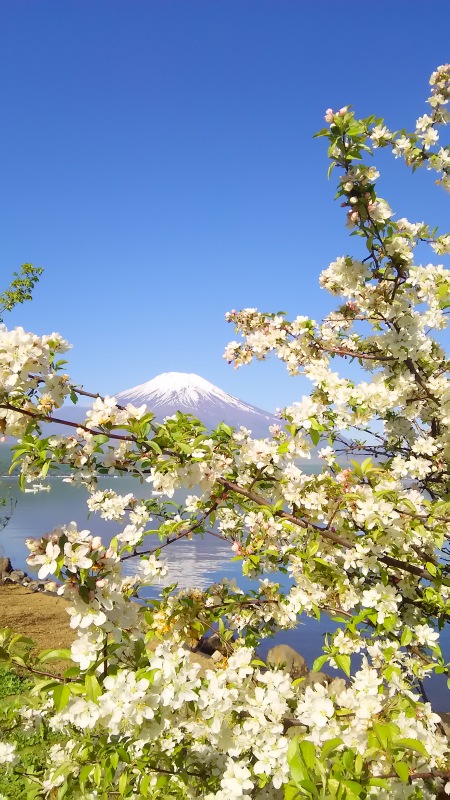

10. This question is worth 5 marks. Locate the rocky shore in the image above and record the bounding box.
[0,558,73,656]
[0,556,59,595]
[0,556,343,685]
[2,554,450,739]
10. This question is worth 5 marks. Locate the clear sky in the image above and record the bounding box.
[1,0,449,412]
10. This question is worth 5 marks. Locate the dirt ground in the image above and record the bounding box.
[0,583,74,652]
[0,582,212,672]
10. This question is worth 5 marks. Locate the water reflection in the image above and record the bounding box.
[0,476,238,588]
[122,537,238,590]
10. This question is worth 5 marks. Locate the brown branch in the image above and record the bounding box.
[11,659,74,682]
[1,404,439,582]
[121,502,220,561]
[0,402,136,442]
[218,479,435,580]
[383,769,450,781]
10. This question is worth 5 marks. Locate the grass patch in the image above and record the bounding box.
[0,667,59,798]
[0,665,28,700]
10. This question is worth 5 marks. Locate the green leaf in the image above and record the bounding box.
[300,778,319,797]
[79,763,94,786]
[52,683,71,711]
[328,777,340,796]
[109,751,119,770]
[354,754,363,777]
[39,648,72,662]
[312,655,328,672]
[9,632,35,647]
[360,457,373,474]
[287,739,308,784]
[11,655,28,668]
[341,779,364,797]
[93,434,109,445]
[284,785,302,800]
[146,440,162,454]
[93,763,102,787]
[394,762,409,783]
[334,654,351,677]
[400,627,412,646]
[342,749,355,769]
[321,737,343,759]
[0,646,10,662]
[394,737,428,757]
[85,673,101,701]
[119,770,128,796]
[372,722,392,749]
[368,778,390,789]
[310,428,320,446]
[300,740,316,770]
[140,774,151,796]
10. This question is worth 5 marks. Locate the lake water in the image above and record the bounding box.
[0,445,448,708]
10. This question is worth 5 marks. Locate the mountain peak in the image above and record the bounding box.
[117,371,254,411]
[116,371,277,434]
[125,371,228,401]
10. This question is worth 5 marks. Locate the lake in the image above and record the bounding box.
[0,444,448,709]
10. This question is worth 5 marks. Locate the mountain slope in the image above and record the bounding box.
[116,372,277,435]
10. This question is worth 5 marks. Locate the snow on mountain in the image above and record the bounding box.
[116,372,278,435]
[32,373,277,439]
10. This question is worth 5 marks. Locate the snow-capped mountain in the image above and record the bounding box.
[116,372,277,435]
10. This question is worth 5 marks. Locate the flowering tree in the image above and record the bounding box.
[0,265,42,541]
[1,65,450,799]
[0,264,43,323]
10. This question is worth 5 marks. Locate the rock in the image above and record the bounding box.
[266,644,308,678]
[0,556,13,577]
[300,672,347,694]
[9,570,27,582]
[303,671,330,688]
[42,581,59,595]
[196,633,234,657]
[43,586,59,596]
[26,580,41,592]
[328,677,347,696]
[438,712,450,740]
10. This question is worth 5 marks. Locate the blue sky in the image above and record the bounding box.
[1,1,449,412]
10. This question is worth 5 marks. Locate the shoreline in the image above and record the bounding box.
[0,578,213,673]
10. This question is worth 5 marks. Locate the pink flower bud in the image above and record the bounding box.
[25,537,42,553]
[324,108,334,123]
[91,537,102,550]
[339,106,349,116]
